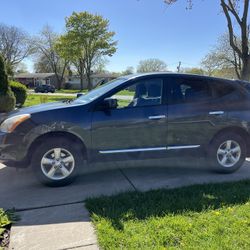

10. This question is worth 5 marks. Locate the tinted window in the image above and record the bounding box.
[109,78,163,109]
[212,81,237,98]
[169,77,212,104]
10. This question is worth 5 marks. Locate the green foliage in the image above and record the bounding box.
[184,67,205,75]
[86,180,250,249]
[0,55,8,93]
[0,55,16,112]
[0,208,11,247]
[0,90,16,113]
[10,81,27,106]
[56,11,117,90]
[0,209,11,230]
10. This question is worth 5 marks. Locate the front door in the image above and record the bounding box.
[91,77,168,161]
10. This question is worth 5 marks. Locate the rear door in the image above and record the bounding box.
[167,76,223,150]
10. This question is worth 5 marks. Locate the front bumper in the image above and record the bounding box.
[0,131,29,168]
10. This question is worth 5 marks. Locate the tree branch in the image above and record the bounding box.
[221,0,242,58]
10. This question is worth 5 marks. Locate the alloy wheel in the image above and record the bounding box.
[41,148,75,180]
[216,140,241,168]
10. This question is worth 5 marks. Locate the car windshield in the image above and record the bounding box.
[75,77,127,104]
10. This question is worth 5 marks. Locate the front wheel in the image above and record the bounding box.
[208,132,246,173]
[31,137,83,186]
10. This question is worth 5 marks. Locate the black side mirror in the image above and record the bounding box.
[76,93,84,98]
[101,98,118,110]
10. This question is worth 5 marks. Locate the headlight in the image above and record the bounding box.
[0,114,31,133]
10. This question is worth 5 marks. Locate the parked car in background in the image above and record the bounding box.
[1,73,250,187]
[34,84,55,93]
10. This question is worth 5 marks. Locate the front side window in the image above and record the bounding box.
[75,78,128,104]
[169,77,212,104]
[109,78,163,109]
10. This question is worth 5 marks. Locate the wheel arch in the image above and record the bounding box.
[27,131,88,164]
[209,126,250,156]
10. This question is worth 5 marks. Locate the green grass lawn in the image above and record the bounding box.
[56,89,134,96]
[24,94,74,107]
[56,89,86,94]
[117,89,134,96]
[86,180,250,250]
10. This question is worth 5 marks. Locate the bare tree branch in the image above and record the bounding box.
[0,23,34,74]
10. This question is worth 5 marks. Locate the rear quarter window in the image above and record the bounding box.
[211,80,240,100]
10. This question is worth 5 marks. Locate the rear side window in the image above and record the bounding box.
[168,77,212,104]
[211,81,242,101]
[212,81,236,98]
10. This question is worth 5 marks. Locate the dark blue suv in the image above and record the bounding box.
[1,73,250,186]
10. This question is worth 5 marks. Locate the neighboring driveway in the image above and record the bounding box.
[1,159,250,210]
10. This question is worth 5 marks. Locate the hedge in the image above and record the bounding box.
[10,81,27,107]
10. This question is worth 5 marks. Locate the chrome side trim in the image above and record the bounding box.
[99,145,201,154]
[148,115,166,120]
[99,147,167,154]
[209,111,224,115]
[167,145,200,150]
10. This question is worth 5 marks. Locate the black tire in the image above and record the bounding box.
[31,137,83,187]
[208,132,246,173]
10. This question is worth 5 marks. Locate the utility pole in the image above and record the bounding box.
[177,61,181,72]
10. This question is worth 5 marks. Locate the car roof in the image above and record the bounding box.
[121,72,238,84]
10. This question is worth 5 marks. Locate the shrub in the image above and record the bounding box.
[0,90,16,113]
[0,55,16,113]
[10,81,27,107]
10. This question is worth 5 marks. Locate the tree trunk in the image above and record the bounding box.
[80,74,84,91]
[87,73,92,91]
[241,57,250,81]
[55,75,61,90]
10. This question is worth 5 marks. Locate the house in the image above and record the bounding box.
[66,73,117,89]
[14,73,57,88]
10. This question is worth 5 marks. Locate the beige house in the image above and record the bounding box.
[66,73,116,89]
[14,73,57,88]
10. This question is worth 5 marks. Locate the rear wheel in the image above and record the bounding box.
[208,132,246,173]
[31,137,84,186]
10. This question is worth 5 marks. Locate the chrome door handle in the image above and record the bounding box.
[148,115,166,120]
[209,111,224,115]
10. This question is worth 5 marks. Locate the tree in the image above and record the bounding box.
[35,25,68,89]
[0,55,16,112]
[57,12,117,90]
[34,54,54,73]
[0,23,34,75]
[92,56,109,74]
[137,58,167,73]
[15,62,29,74]
[122,66,135,75]
[183,67,205,75]
[165,0,250,80]
[201,34,242,78]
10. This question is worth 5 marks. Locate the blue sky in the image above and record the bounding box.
[1,0,227,72]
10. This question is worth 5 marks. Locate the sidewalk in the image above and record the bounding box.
[9,203,99,250]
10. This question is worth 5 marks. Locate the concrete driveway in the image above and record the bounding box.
[1,158,250,210]
[2,159,250,250]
